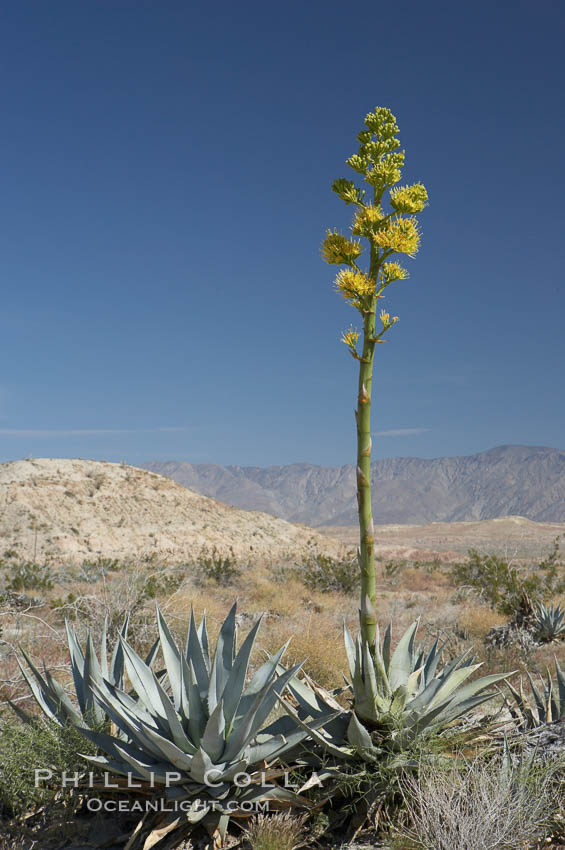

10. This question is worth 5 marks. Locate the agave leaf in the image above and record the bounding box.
[526,671,547,721]
[347,712,373,749]
[190,746,226,784]
[223,616,263,729]
[545,673,555,724]
[443,671,511,708]
[15,654,65,725]
[100,617,109,681]
[196,612,211,672]
[555,658,565,718]
[423,638,442,681]
[81,752,151,781]
[186,609,210,699]
[119,635,170,719]
[65,622,87,715]
[144,636,160,671]
[382,623,392,673]
[124,718,194,771]
[236,641,290,718]
[421,663,481,712]
[278,697,353,759]
[157,608,182,710]
[224,661,304,763]
[109,616,130,688]
[388,621,418,691]
[362,641,379,708]
[426,691,495,728]
[343,623,357,681]
[83,633,105,723]
[42,668,84,725]
[208,603,237,715]
[187,659,207,746]
[436,647,474,681]
[200,700,226,763]
[405,667,424,699]
[505,678,530,725]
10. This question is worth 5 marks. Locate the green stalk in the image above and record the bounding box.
[356,244,379,646]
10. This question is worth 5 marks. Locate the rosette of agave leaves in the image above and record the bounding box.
[280,617,513,763]
[17,604,339,843]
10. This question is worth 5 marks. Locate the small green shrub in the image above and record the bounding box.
[2,562,54,592]
[141,569,185,599]
[0,718,97,818]
[451,539,565,616]
[194,546,240,584]
[297,553,359,594]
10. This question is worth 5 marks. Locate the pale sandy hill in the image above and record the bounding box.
[0,459,346,565]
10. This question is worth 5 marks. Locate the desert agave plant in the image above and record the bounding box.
[282,619,511,760]
[506,659,565,727]
[533,602,565,643]
[14,616,159,727]
[75,604,337,830]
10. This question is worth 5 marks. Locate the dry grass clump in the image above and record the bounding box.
[261,612,347,690]
[244,811,307,850]
[395,755,559,850]
[458,605,507,639]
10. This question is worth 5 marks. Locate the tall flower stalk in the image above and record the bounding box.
[322,108,428,645]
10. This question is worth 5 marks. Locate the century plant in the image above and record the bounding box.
[533,601,565,643]
[14,616,159,728]
[506,658,565,727]
[72,605,338,832]
[281,619,511,759]
[321,107,428,645]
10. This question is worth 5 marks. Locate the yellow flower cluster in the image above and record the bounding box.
[321,230,363,265]
[341,327,360,348]
[373,217,420,256]
[389,183,428,214]
[335,269,376,306]
[365,152,405,189]
[351,204,385,236]
[381,262,409,284]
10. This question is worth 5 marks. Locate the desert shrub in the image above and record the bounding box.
[0,717,97,819]
[2,562,54,592]
[394,753,559,850]
[296,552,359,594]
[451,539,565,616]
[194,546,240,584]
[244,812,307,850]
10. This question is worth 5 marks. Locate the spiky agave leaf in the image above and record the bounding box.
[13,616,156,727]
[506,658,565,728]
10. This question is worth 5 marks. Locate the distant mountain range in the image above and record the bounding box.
[142,445,565,526]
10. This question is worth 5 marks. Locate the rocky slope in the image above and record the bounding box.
[142,445,565,526]
[0,458,344,564]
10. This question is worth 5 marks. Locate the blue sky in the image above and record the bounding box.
[1,0,564,468]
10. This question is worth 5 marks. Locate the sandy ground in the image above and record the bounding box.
[318,515,565,561]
